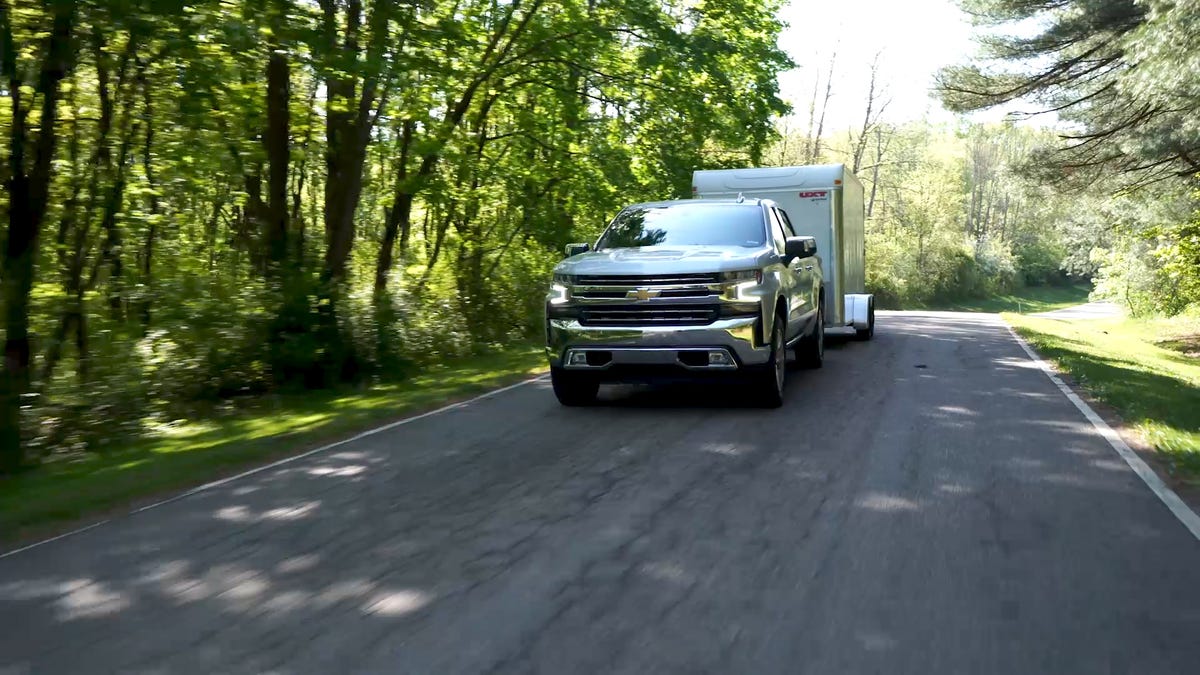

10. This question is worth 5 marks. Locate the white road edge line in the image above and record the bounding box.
[1,373,549,560]
[1004,323,1200,541]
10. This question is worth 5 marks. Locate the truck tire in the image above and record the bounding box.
[855,297,875,340]
[551,367,598,406]
[750,311,786,408]
[797,301,824,369]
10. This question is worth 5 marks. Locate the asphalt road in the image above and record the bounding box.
[2,311,1198,674]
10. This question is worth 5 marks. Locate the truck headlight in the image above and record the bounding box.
[548,282,570,305]
[720,269,763,284]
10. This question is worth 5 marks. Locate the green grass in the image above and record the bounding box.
[1005,313,1200,483]
[0,346,547,542]
[924,284,1093,314]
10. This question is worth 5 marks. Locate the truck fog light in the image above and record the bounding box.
[567,351,589,366]
[708,351,734,366]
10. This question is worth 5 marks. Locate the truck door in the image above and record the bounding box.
[769,208,807,340]
[776,208,819,320]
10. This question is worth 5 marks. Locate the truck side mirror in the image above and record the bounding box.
[565,242,591,257]
[784,236,817,261]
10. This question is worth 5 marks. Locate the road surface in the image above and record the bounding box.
[1,311,1197,674]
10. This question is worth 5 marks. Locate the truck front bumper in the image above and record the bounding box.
[545,317,770,373]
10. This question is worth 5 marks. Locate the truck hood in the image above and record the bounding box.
[555,247,773,277]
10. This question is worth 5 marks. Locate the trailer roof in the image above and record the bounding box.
[692,163,856,194]
[622,198,774,209]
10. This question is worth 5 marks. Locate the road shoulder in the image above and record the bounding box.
[1001,315,1200,534]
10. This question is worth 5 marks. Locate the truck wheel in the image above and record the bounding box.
[551,367,598,406]
[855,298,875,340]
[798,302,824,369]
[750,312,786,408]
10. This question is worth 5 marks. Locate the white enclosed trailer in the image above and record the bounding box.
[692,164,875,338]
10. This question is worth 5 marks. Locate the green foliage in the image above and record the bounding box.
[1,0,793,470]
[929,284,1092,314]
[934,0,1200,317]
[786,118,1074,308]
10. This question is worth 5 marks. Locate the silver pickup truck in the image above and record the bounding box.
[545,198,824,407]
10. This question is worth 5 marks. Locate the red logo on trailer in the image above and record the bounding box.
[798,191,828,199]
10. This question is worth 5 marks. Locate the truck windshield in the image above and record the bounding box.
[596,204,767,249]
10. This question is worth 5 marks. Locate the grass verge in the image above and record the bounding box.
[924,284,1092,313]
[1,346,547,542]
[1005,313,1200,484]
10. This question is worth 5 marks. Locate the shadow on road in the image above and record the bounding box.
[587,332,866,409]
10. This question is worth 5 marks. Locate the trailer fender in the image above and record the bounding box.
[845,293,873,330]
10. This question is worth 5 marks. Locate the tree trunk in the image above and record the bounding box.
[374,120,414,292]
[290,83,318,258]
[810,49,837,163]
[867,126,886,218]
[264,36,290,271]
[138,71,159,331]
[1,0,76,472]
[320,0,386,284]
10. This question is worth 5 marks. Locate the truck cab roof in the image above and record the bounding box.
[620,197,779,211]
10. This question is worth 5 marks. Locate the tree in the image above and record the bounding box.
[849,50,889,174]
[937,0,1200,186]
[0,0,795,467]
[1,0,77,471]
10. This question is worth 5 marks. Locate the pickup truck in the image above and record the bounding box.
[545,198,825,407]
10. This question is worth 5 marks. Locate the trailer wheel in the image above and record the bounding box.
[855,297,875,340]
[551,367,598,406]
[797,301,824,369]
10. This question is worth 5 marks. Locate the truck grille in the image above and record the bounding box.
[573,288,719,299]
[578,305,719,327]
[575,272,721,286]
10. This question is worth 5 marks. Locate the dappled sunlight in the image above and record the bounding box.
[314,580,378,608]
[55,579,132,621]
[936,405,978,417]
[224,574,271,602]
[700,442,745,457]
[213,500,321,523]
[991,357,1042,370]
[855,493,919,513]
[364,589,433,617]
[276,554,321,574]
[0,578,73,602]
[855,629,899,651]
[263,501,321,521]
[1008,457,1046,470]
[936,483,975,495]
[1028,419,1097,435]
[215,505,253,523]
[259,589,315,615]
[639,561,695,585]
[306,464,367,477]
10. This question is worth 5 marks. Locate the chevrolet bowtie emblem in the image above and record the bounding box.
[629,287,660,301]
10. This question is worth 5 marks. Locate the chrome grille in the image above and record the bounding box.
[573,287,719,299]
[575,273,721,286]
[578,305,719,327]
